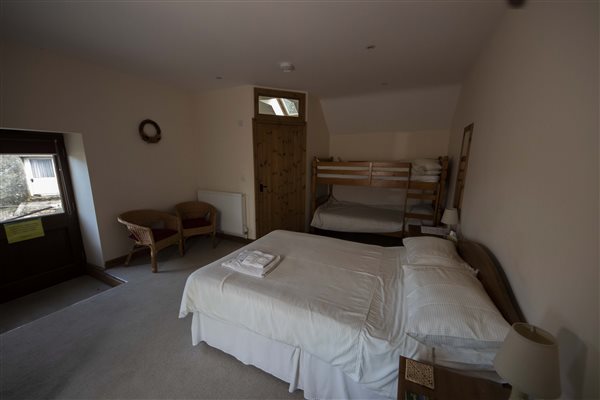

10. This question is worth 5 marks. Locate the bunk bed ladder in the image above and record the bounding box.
[434,156,449,225]
[401,164,413,238]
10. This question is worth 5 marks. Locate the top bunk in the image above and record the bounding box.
[312,156,448,190]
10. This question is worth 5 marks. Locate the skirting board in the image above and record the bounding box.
[85,264,126,286]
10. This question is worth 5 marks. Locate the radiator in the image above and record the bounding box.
[197,190,248,238]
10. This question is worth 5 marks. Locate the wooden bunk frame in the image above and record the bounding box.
[310,156,449,236]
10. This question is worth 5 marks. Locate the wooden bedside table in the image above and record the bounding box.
[397,356,510,400]
[406,225,448,238]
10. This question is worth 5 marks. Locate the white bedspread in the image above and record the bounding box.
[310,200,405,233]
[180,230,406,397]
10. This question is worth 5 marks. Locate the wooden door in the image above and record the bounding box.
[0,130,85,302]
[253,120,306,238]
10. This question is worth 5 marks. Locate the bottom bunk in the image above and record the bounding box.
[310,197,435,234]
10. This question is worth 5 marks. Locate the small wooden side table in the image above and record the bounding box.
[406,225,447,238]
[397,356,511,400]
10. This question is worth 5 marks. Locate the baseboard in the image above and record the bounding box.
[103,255,127,269]
[103,247,149,269]
[103,235,252,269]
[85,264,126,286]
[216,232,254,244]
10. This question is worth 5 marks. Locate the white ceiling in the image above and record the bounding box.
[1,1,507,99]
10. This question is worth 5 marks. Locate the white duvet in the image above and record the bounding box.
[310,200,405,233]
[179,230,407,397]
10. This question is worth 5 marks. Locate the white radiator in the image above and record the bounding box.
[197,190,247,238]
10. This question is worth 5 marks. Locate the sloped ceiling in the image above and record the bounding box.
[1,1,506,99]
[322,84,462,134]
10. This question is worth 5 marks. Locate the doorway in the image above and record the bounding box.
[253,88,307,238]
[1,130,86,302]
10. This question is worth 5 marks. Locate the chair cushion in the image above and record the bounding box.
[152,228,178,241]
[129,228,178,242]
[182,217,211,229]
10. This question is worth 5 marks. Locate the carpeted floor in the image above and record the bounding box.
[0,237,305,400]
[0,275,112,334]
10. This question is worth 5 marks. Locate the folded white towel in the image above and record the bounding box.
[222,254,281,278]
[238,250,275,269]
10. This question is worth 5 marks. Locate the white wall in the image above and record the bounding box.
[63,132,104,267]
[0,42,198,263]
[194,85,256,238]
[330,130,449,161]
[194,86,330,238]
[447,3,598,398]
[306,94,330,229]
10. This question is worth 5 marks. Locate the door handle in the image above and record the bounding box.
[260,183,268,192]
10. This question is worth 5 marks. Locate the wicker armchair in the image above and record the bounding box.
[117,209,183,273]
[175,201,217,250]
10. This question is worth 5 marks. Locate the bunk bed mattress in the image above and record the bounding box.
[311,201,403,232]
[180,230,407,397]
[310,200,434,233]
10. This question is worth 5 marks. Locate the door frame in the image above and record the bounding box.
[1,129,85,301]
[253,88,307,238]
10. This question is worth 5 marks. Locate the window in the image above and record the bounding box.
[258,96,300,117]
[0,154,64,222]
[254,88,306,122]
[29,158,56,178]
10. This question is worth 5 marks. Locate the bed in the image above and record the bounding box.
[179,230,523,399]
[310,157,449,236]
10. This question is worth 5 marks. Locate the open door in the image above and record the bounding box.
[0,130,85,302]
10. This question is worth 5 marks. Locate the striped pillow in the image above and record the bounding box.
[403,264,509,353]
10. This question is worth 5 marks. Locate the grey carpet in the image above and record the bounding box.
[0,275,112,334]
[0,237,305,400]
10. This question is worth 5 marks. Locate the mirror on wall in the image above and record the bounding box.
[453,123,474,216]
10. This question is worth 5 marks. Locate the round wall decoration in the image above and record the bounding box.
[138,119,162,143]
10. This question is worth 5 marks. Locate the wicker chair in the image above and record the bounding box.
[175,201,217,250]
[117,209,183,273]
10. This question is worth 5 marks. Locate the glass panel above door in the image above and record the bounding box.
[258,96,300,117]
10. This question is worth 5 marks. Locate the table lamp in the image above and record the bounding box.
[441,208,459,227]
[441,208,459,240]
[494,322,561,399]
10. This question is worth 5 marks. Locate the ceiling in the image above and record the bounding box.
[1,1,507,99]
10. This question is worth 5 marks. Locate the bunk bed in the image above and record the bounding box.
[310,156,449,236]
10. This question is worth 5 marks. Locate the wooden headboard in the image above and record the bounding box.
[457,240,525,325]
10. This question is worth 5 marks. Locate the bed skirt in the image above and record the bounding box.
[190,312,390,400]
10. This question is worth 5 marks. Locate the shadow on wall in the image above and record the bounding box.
[555,327,590,398]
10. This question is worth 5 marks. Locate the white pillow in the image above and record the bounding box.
[402,265,509,364]
[402,236,476,274]
[412,158,442,171]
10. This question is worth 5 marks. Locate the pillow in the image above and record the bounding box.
[402,265,509,363]
[402,236,476,274]
[412,158,442,171]
[413,170,441,176]
[409,204,434,216]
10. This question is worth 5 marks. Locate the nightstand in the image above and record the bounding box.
[397,356,511,400]
[406,225,448,238]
